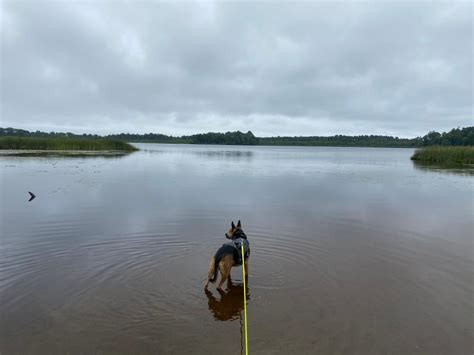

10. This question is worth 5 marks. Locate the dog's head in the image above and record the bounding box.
[225,220,242,240]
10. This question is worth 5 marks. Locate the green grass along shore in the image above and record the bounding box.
[411,146,474,166]
[0,136,138,152]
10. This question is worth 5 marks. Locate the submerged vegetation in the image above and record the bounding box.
[411,146,474,166]
[1,126,473,148]
[0,136,138,152]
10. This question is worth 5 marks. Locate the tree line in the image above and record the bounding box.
[420,127,473,146]
[1,127,472,147]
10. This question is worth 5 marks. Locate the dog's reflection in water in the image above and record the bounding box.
[205,278,250,321]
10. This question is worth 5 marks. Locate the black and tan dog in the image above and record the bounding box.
[205,220,250,291]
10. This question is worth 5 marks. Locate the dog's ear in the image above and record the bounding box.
[231,221,235,229]
[237,220,241,228]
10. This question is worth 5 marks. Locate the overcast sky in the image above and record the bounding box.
[1,1,472,137]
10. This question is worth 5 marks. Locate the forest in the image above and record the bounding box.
[1,127,472,147]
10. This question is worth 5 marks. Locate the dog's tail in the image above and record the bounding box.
[207,256,218,283]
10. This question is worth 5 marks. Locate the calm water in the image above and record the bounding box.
[1,144,472,354]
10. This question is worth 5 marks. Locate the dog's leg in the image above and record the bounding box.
[244,258,249,278]
[217,264,229,290]
[217,256,232,291]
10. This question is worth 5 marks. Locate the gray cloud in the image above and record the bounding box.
[1,1,472,137]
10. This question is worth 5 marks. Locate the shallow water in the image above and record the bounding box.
[0,144,472,354]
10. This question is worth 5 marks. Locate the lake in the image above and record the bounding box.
[1,144,472,354]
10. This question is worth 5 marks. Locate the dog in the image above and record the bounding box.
[205,220,250,291]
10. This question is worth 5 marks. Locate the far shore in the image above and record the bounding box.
[2,126,473,148]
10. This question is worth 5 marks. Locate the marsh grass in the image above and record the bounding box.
[0,136,138,152]
[411,146,474,166]
[0,151,130,158]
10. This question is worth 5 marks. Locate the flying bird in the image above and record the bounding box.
[28,191,36,202]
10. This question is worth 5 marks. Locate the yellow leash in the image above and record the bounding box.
[241,244,249,355]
